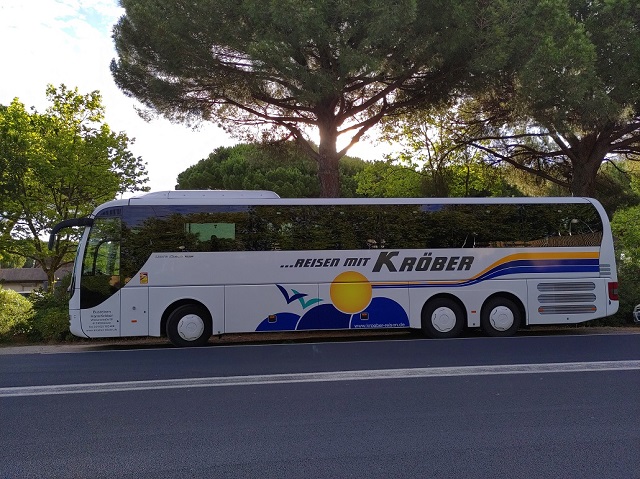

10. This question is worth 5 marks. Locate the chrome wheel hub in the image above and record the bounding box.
[177,314,205,341]
[489,306,514,331]
[431,307,457,333]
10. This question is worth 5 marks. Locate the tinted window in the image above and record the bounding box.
[120,203,603,277]
[80,216,121,309]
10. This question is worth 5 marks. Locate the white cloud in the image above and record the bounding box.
[0,0,390,194]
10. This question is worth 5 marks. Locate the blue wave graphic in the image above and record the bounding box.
[255,298,409,331]
[373,258,599,290]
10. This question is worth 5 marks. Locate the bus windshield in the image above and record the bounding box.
[80,216,122,309]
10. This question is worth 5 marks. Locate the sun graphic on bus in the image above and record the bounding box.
[257,270,409,331]
[330,271,372,314]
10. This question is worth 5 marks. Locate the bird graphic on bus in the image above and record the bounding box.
[257,271,409,331]
[275,284,322,309]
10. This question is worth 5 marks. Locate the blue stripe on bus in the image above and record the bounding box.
[371,258,600,289]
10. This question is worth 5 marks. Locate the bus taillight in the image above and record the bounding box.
[608,282,619,301]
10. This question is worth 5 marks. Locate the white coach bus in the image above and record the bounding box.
[49,191,619,347]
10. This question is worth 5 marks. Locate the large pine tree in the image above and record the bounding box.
[111,0,527,197]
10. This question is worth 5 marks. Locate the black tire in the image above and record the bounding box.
[421,298,465,339]
[481,297,522,337]
[166,304,212,347]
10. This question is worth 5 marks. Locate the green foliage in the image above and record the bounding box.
[0,84,149,290]
[177,142,366,197]
[593,161,640,215]
[612,206,640,265]
[111,0,536,196]
[337,156,369,198]
[0,275,74,343]
[610,167,640,261]
[376,0,640,199]
[0,288,33,340]
[464,0,640,197]
[606,189,640,325]
[510,0,640,132]
[517,0,601,128]
[28,308,70,341]
[375,108,523,198]
[27,274,72,342]
[355,160,424,197]
[607,262,640,326]
[0,249,26,268]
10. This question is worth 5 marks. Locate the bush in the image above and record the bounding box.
[0,288,34,341]
[29,305,71,341]
[605,261,640,326]
[28,274,73,342]
[610,205,640,326]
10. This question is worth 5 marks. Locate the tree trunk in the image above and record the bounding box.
[45,268,56,294]
[39,256,60,293]
[317,119,341,198]
[570,162,598,197]
[568,138,609,197]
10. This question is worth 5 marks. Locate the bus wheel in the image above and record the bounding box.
[421,298,465,339]
[481,297,521,337]
[166,304,212,347]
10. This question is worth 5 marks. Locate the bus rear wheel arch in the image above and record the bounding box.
[481,295,523,337]
[165,303,213,347]
[421,296,466,339]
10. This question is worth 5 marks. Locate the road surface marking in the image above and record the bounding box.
[1,360,639,397]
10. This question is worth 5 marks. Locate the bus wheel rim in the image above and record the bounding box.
[177,314,205,341]
[431,307,457,333]
[489,306,514,331]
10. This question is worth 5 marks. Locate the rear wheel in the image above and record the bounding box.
[166,304,212,347]
[481,297,521,337]
[421,298,465,339]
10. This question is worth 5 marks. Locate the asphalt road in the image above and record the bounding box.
[1,332,639,478]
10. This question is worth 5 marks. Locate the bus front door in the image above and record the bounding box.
[120,287,149,336]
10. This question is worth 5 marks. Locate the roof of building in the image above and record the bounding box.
[0,265,72,284]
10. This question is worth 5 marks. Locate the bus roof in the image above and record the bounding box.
[133,190,281,200]
[89,192,602,216]
[124,194,596,207]
[94,194,599,209]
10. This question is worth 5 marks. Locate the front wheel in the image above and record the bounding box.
[421,298,465,339]
[481,297,522,337]
[166,304,212,347]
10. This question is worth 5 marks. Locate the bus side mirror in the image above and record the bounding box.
[48,217,94,250]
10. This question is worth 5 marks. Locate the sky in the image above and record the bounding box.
[0,0,389,194]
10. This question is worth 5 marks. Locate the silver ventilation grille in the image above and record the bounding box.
[537,282,595,292]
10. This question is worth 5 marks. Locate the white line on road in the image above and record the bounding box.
[2,360,639,397]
